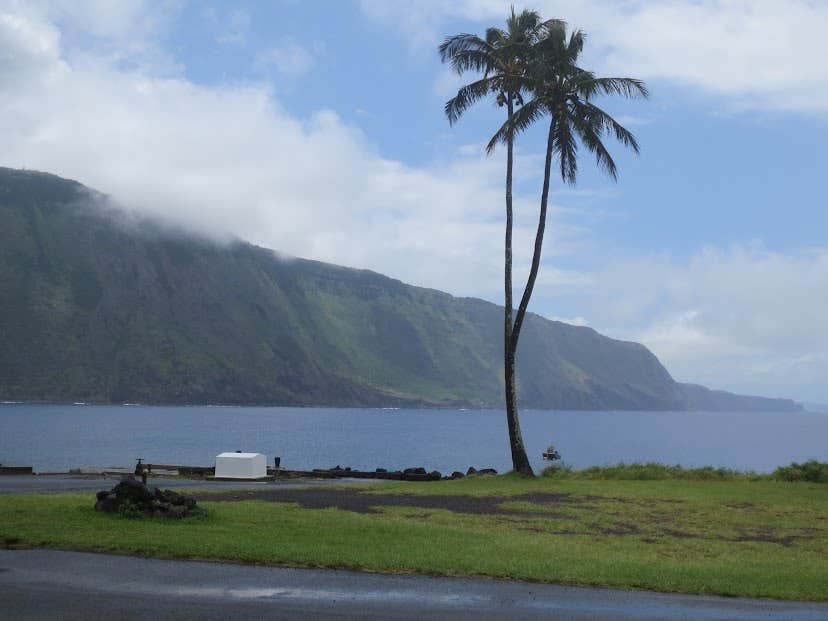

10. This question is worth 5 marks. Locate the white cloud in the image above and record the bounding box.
[611,114,652,127]
[361,0,828,114]
[11,0,183,75]
[256,38,323,78]
[50,0,162,41]
[0,3,584,305]
[216,8,251,46]
[359,0,452,51]
[573,244,828,401]
[549,314,588,327]
[0,6,64,88]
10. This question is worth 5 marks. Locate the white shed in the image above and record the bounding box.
[215,452,267,479]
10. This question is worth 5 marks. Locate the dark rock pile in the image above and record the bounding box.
[464,467,498,477]
[305,465,499,481]
[402,467,442,481]
[94,476,201,518]
[401,466,499,480]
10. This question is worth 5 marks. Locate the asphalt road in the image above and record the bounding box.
[2,550,827,620]
[0,474,377,494]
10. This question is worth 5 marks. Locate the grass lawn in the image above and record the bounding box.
[1,475,826,601]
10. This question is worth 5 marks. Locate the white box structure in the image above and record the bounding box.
[215,452,267,479]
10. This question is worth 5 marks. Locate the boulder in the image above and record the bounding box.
[400,470,441,482]
[466,467,478,476]
[450,471,465,479]
[478,468,498,476]
[153,487,196,508]
[94,494,121,513]
[112,477,155,503]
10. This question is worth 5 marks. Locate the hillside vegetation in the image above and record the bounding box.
[0,168,801,411]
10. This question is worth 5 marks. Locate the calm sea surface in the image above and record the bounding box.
[0,404,826,474]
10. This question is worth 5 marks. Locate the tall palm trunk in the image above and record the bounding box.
[507,118,556,477]
[503,95,534,477]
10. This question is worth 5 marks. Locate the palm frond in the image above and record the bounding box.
[527,28,584,87]
[539,18,567,36]
[445,76,497,125]
[446,49,497,75]
[571,108,618,180]
[509,9,542,41]
[578,101,640,153]
[485,98,544,154]
[567,29,586,59]
[485,26,505,46]
[439,33,490,64]
[552,116,578,184]
[575,76,649,100]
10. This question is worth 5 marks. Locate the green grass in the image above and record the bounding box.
[2,476,827,601]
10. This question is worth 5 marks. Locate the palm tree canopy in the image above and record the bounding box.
[487,23,648,182]
[439,9,562,125]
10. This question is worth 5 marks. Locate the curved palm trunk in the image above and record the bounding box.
[507,118,556,477]
[511,118,555,344]
[503,95,534,478]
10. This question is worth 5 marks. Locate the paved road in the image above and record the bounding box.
[2,550,826,620]
[0,474,377,494]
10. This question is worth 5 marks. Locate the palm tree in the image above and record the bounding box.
[439,9,555,476]
[488,24,648,474]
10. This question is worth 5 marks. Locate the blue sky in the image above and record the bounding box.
[2,0,827,402]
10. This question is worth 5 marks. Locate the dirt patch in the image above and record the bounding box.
[647,526,811,548]
[596,522,642,536]
[196,488,582,517]
[730,528,801,547]
[625,497,685,507]
[725,502,760,512]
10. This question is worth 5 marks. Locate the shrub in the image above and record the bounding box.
[540,463,573,478]
[772,460,828,483]
[541,461,828,482]
[541,462,759,481]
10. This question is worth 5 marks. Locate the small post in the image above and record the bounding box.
[135,458,147,485]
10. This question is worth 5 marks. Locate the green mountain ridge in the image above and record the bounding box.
[0,168,801,412]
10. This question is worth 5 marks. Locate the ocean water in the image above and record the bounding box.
[0,404,825,474]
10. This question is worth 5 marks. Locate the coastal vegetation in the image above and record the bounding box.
[2,470,826,600]
[541,460,828,482]
[441,13,647,475]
